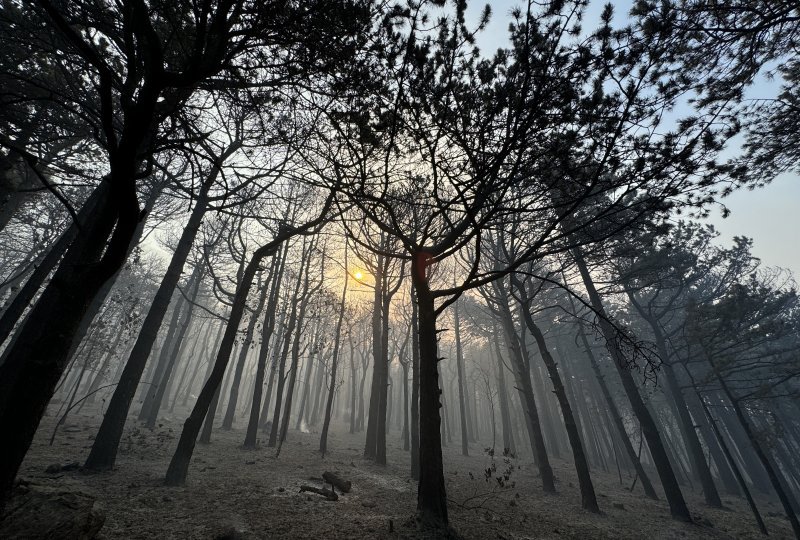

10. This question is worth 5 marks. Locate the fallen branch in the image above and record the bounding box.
[300,485,338,501]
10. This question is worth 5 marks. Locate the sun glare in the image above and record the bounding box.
[354,271,364,280]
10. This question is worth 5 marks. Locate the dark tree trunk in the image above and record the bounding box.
[221,274,269,430]
[453,300,470,456]
[576,324,658,499]
[320,247,349,456]
[715,372,800,537]
[244,243,287,447]
[364,255,385,459]
[164,224,299,485]
[145,267,203,428]
[401,359,410,451]
[493,283,555,492]
[85,176,213,471]
[412,264,447,526]
[410,287,420,479]
[573,249,691,522]
[349,339,358,435]
[490,324,515,455]
[519,302,599,513]
[0,175,139,503]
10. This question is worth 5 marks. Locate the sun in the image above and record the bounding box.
[354,271,364,280]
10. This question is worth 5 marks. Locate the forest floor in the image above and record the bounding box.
[9,405,795,539]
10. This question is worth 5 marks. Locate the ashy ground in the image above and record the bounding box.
[6,406,795,539]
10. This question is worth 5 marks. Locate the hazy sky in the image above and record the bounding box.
[465,0,800,279]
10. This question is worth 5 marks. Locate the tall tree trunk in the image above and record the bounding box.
[410,285,421,479]
[490,324,515,455]
[573,248,691,522]
[714,371,800,537]
[493,282,555,492]
[163,214,311,485]
[349,338,358,435]
[85,175,214,471]
[145,267,203,428]
[364,254,385,459]
[320,246,349,456]
[221,273,269,430]
[0,176,140,503]
[634,303,723,507]
[412,260,447,526]
[518,299,599,513]
[401,359,410,451]
[244,242,288,447]
[576,323,658,499]
[453,300,470,456]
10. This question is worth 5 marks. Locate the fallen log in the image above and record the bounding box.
[322,471,351,493]
[299,485,338,501]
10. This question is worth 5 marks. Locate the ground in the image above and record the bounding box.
[8,405,795,539]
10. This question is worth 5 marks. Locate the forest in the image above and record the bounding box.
[1,0,799,538]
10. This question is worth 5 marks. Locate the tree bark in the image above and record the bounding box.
[410,284,421,479]
[145,266,203,428]
[573,248,691,521]
[221,273,269,430]
[519,301,599,513]
[490,323,515,455]
[0,176,138,504]
[492,281,555,492]
[453,300,470,456]
[576,324,658,499]
[320,246,349,456]
[412,262,447,526]
[85,173,213,471]
[243,242,287,447]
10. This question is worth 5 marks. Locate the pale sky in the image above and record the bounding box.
[466,0,800,279]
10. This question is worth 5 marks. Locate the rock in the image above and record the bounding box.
[613,502,625,510]
[361,501,377,508]
[44,462,80,474]
[0,484,104,539]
